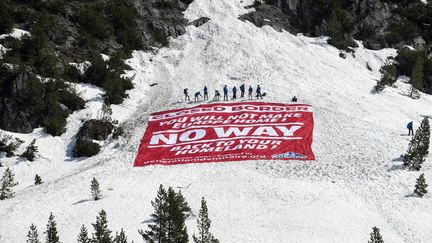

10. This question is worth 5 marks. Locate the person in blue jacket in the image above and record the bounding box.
[240,84,245,98]
[204,86,208,101]
[223,85,228,101]
[407,121,414,136]
[232,86,237,100]
[256,85,263,99]
[248,86,253,100]
[194,91,203,102]
[184,88,190,101]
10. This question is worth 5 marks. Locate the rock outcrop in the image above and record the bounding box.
[0,66,40,133]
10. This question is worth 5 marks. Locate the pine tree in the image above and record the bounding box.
[113,228,128,243]
[0,168,18,200]
[45,213,60,243]
[414,173,428,197]
[410,55,424,98]
[21,139,38,161]
[27,224,41,243]
[91,177,102,201]
[193,198,219,243]
[403,117,430,170]
[165,187,189,243]
[35,174,43,185]
[368,226,384,243]
[139,185,168,242]
[139,185,191,243]
[92,210,112,243]
[374,61,397,93]
[77,225,90,243]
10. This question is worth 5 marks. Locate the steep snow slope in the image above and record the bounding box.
[1,0,432,242]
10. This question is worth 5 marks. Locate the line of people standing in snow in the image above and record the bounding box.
[184,84,265,102]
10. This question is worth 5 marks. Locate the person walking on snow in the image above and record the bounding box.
[194,91,203,102]
[291,96,298,102]
[184,88,190,101]
[232,86,237,100]
[214,90,221,101]
[248,86,253,100]
[407,121,414,136]
[204,86,208,101]
[240,84,245,98]
[256,85,263,99]
[223,85,228,101]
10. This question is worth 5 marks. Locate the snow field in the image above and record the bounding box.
[1,0,432,242]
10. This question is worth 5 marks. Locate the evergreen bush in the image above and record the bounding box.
[414,173,428,197]
[368,226,384,243]
[27,224,41,243]
[45,213,60,243]
[35,174,43,185]
[21,139,38,161]
[91,177,102,201]
[92,210,112,243]
[403,117,430,170]
[73,139,101,158]
[0,168,18,200]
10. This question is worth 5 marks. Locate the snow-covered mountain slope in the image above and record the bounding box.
[1,0,432,242]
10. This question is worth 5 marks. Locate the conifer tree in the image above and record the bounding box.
[21,139,38,161]
[77,225,90,243]
[193,197,219,243]
[368,226,384,243]
[92,210,112,243]
[0,168,18,200]
[375,61,397,93]
[45,213,60,243]
[166,187,189,243]
[410,55,424,98]
[35,174,43,185]
[414,173,428,197]
[91,177,102,201]
[140,185,191,243]
[27,224,41,243]
[139,185,168,242]
[113,228,128,243]
[403,117,430,170]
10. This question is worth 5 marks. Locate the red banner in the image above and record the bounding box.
[134,102,315,166]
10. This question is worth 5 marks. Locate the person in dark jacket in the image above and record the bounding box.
[214,90,221,101]
[184,88,190,101]
[223,85,228,101]
[248,86,253,100]
[232,86,237,99]
[204,86,208,101]
[240,84,245,98]
[291,96,298,102]
[256,85,263,99]
[407,121,414,136]
[194,91,203,102]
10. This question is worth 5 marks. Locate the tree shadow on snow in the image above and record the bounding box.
[141,219,154,224]
[404,193,418,198]
[387,163,405,172]
[72,199,92,205]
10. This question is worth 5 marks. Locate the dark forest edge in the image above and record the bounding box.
[0,0,193,137]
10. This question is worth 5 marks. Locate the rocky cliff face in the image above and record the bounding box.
[0,66,39,133]
[240,0,431,51]
[132,0,195,48]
